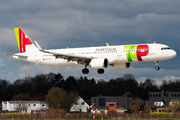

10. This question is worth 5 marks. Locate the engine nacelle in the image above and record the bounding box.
[89,58,108,69]
[112,63,130,69]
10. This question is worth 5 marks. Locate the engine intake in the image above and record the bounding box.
[89,58,108,69]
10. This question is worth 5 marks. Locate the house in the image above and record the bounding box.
[91,96,129,113]
[2,101,48,113]
[70,96,89,113]
[149,91,180,112]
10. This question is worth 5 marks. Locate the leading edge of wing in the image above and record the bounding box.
[34,40,93,59]
[43,50,93,59]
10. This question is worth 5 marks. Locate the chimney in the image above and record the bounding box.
[162,90,164,96]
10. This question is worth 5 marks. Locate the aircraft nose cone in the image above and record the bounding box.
[174,51,177,57]
[171,50,177,58]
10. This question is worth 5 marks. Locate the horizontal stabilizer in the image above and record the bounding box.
[4,53,28,58]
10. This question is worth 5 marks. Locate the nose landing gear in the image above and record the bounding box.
[155,61,160,70]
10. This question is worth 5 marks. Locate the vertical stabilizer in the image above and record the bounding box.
[14,28,37,53]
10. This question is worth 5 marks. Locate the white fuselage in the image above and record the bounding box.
[13,43,177,68]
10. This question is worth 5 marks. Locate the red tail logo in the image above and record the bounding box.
[14,28,33,53]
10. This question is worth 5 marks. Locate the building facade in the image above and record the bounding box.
[91,96,129,113]
[2,101,48,113]
[149,91,180,112]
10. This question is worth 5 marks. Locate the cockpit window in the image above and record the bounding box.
[161,47,171,50]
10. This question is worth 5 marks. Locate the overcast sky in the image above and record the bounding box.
[0,0,180,83]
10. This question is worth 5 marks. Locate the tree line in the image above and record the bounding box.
[0,73,180,102]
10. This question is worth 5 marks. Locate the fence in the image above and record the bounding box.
[0,112,180,119]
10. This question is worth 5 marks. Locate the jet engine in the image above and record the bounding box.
[89,58,108,69]
[112,63,130,69]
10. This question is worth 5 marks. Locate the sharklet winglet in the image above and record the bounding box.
[106,43,109,46]
[34,40,43,51]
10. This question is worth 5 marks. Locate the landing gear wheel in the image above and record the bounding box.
[154,61,160,70]
[97,69,104,74]
[82,68,89,74]
[155,67,160,70]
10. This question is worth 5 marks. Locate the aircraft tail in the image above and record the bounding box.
[14,28,37,53]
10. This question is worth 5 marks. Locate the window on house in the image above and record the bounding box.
[159,103,161,106]
[99,98,105,106]
[81,101,85,105]
[150,94,152,97]
[159,94,161,97]
[156,94,158,97]
[33,104,36,107]
[13,104,17,108]
[42,104,46,107]
[153,94,155,97]
[109,104,114,107]
[172,94,174,97]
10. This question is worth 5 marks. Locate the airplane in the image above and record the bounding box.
[5,28,177,74]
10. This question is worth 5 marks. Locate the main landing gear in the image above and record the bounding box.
[82,68,104,74]
[82,63,89,74]
[97,69,104,74]
[82,68,105,74]
[82,64,105,74]
[82,68,89,74]
[155,61,160,70]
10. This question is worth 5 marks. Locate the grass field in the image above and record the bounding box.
[0,118,179,120]
[1,112,180,120]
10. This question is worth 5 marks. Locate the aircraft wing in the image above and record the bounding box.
[34,41,93,65]
[44,50,92,64]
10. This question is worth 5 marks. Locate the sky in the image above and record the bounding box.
[0,0,180,84]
